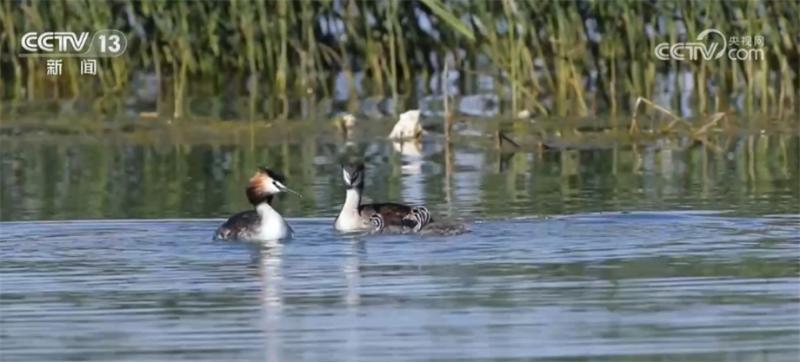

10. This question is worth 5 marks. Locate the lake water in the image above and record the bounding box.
[1,119,799,360]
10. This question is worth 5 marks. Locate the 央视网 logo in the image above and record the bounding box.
[654,28,764,61]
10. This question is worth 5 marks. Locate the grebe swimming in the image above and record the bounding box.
[334,162,432,233]
[215,167,301,241]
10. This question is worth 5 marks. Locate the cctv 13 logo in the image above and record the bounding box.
[20,30,127,57]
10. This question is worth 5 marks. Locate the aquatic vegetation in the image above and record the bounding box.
[0,0,797,119]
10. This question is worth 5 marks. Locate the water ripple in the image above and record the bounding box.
[1,213,798,360]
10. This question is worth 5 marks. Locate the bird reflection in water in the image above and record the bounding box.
[343,239,366,308]
[252,241,283,361]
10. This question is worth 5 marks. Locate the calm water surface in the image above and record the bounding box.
[2,214,798,361]
[1,122,799,360]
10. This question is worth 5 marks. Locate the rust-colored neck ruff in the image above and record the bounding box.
[246,172,271,205]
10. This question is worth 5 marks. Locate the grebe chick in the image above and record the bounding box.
[334,163,432,233]
[215,167,301,241]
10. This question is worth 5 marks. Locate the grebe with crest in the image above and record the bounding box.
[335,163,432,233]
[215,167,301,241]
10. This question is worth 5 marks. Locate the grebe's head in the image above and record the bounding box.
[342,163,365,190]
[246,167,302,205]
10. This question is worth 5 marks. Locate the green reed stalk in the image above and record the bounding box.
[0,0,795,119]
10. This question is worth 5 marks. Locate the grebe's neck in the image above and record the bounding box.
[335,188,364,231]
[342,188,362,212]
[256,201,281,219]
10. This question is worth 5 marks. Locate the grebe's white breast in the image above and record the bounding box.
[254,203,292,240]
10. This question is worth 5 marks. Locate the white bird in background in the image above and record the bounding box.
[337,113,357,138]
[340,113,357,130]
[388,110,422,140]
[392,140,422,158]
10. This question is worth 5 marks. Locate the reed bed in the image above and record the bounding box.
[0,0,797,119]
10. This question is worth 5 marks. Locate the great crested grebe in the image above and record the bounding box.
[334,162,432,233]
[215,167,301,241]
